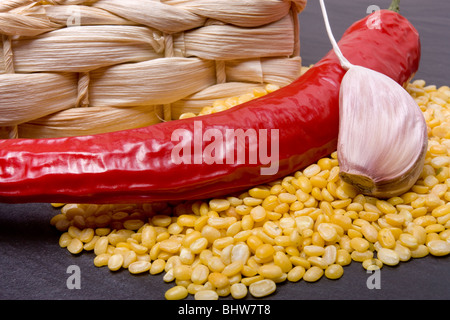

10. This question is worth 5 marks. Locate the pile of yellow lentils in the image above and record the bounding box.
[50,75,450,300]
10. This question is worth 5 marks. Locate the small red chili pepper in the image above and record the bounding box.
[0,5,420,204]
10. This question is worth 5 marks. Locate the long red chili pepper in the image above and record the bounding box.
[0,8,420,204]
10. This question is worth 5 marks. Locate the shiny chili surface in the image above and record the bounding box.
[0,10,420,204]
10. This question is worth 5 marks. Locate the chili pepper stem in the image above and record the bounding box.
[389,0,400,13]
[319,0,353,71]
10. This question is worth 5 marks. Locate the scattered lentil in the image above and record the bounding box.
[195,290,219,300]
[249,279,276,298]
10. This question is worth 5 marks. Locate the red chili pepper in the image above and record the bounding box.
[0,8,420,204]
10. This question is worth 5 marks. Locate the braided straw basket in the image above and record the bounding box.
[0,0,307,139]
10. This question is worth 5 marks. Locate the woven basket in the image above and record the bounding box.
[0,0,307,139]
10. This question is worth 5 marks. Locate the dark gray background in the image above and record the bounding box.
[0,0,449,300]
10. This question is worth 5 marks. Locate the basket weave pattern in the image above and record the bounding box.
[0,0,306,139]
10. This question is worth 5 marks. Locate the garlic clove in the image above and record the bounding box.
[337,65,428,198]
[319,0,428,198]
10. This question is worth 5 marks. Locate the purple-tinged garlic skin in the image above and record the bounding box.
[337,66,428,198]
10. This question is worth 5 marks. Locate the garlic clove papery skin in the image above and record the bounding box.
[337,66,428,198]
[318,0,427,198]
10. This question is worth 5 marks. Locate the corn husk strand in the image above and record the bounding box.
[43,5,137,27]
[18,105,164,138]
[5,14,297,74]
[0,0,35,13]
[0,4,59,37]
[0,73,78,126]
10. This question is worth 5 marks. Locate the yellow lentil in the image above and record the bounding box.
[187,283,204,295]
[362,258,383,270]
[243,197,263,207]
[303,266,324,282]
[173,265,192,281]
[78,228,95,243]
[202,225,222,243]
[230,283,248,299]
[94,236,109,256]
[255,243,275,260]
[394,243,412,262]
[123,219,144,231]
[59,232,72,248]
[151,215,172,227]
[222,261,243,277]
[249,187,271,199]
[279,192,298,204]
[208,272,229,289]
[427,240,450,256]
[360,223,378,243]
[195,290,219,300]
[399,233,419,249]
[128,261,151,274]
[150,259,165,275]
[241,275,264,286]
[304,245,325,257]
[377,248,400,266]
[207,256,225,273]
[350,237,370,252]
[190,237,209,254]
[249,279,276,298]
[410,245,429,258]
[426,233,441,244]
[108,254,124,271]
[378,228,396,249]
[67,238,84,254]
[351,250,373,262]
[190,264,209,284]
[317,223,338,242]
[159,238,181,254]
[82,235,98,251]
[258,264,283,279]
[303,164,321,178]
[165,286,189,300]
[287,266,305,282]
[249,205,266,223]
[209,199,231,212]
[324,264,344,280]
[93,253,110,267]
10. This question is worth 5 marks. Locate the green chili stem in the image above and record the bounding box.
[389,0,400,13]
